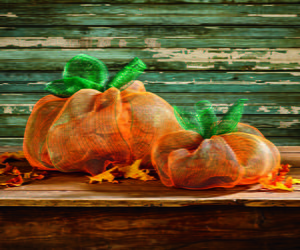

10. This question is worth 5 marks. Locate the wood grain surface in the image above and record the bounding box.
[0,0,299,147]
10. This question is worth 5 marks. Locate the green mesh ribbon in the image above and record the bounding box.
[106,57,147,90]
[45,54,147,98]
[174,99,248,139]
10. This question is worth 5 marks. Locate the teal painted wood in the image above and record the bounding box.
[1,26,300,48]
[1,4,300,26]
[1,104,299,115]
[0,114,299,137]
[1,49,300,71]
[2,27,300,39]
[1,71,299,84]
[1,82,300,93]
[2,0,300,4]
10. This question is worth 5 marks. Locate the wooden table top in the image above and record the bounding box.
[1,155,300,208]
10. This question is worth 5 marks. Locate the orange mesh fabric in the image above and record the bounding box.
[24,81,181,175]
[151,123,281,190]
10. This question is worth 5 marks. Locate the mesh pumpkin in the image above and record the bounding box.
[23,54,181,175]
[151,99,281,190]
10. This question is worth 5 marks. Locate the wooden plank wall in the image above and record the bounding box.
[0,0,299,147]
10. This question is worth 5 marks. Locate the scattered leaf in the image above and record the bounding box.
[259,164,296,192]
[120,160,156,181]
[0,163,13,175]
[0,175,23,187]
[88,159,156,184]
[12,167,21,175]
[0,151,25,164]
[89,166,119,184]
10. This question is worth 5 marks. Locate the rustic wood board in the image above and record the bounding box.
[0,206,300,250]
[0,155,300,207]
[1,26,300,49]
[1,48,300,71]
[1,4,300,26]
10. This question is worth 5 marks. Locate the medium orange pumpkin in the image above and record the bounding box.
[24,80,181,175]
[151,100,281,190]
[23,55,181,175]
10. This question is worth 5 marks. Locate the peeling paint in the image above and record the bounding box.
[66,14,96,16]
[0,12,18,18]
[278,107,290,114]
[3,106,13,114]
[291,106,300,114]
[279,120,299,129]
[248,14,297,17]
[144,48,300,65]
[119,39,127,47]
[257,106,270,113]
[145,38,161,48]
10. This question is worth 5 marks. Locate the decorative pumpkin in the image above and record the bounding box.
[151,99,281,190]
[23,55,181,175]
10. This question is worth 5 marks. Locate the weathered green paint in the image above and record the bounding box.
[1,103,299,115]
[1,71,299,84]
[0,1,299,146]
[1,4,300,26]
[1,49,300,71]
[2,27,300,39]
[2,0,300,3]
[2,82,300,93]
[1,27,300,48]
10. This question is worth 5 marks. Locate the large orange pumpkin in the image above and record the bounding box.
[23,55,181,175]
[151,100,281,190]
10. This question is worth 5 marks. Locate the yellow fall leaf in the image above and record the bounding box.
[88,159,156,184]
[121,160,156,181]
[0,151,25,164]
[292,178,300,185]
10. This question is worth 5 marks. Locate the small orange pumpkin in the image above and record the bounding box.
[151,99,281,190]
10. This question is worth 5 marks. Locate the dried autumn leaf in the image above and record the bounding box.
[0,175,23,187]
[88,159,156,184]
[12,167,22,175]
[0,151,25,164]
[292,179,300,185]
[120,160,156,181]
[259,164,295,192]
[0,163,13,175]
[89,166,119,184]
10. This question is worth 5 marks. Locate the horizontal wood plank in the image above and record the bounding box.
[0,206,300,250]
[2,0,300,3]
[1,4,300,26]
[2,82,300,94]
[1,26,300,48]
[1,164,300,206]
[1,48,300,71]
[2,71,300,84]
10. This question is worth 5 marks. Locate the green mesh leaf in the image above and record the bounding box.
[194,101,218,139]
[107,57,147,90]
[174,106,199,132]
[215,99,248,135]
[45,77,104,98]
[63,54,109,87]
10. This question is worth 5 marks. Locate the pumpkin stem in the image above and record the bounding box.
[215,99,248,135]
[106,57,147,90]
[173,99,248,139]
[194,100,218,139]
